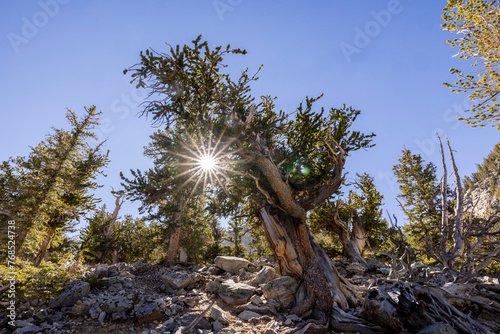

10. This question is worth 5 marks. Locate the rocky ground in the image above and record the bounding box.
[1,256,499,334]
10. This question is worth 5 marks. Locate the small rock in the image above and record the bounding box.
[286,314,301,322]
[183,297,196,308]
[261,276,299,309]
[213,320,225,332]
[136,302,162,323]
[112,311,128,321]
[101,295,133,313]
[247,266,276,287]
[89,305,99,319]
[238,310,262,321]
[162,271,201,291]
[250,295,263,305]
[49,280,90,308]
[98,311,106,322]
[211,305,230,325]
[346,262,367,275]
[12,324,42,334]
[14,320,33,327]
[214,256,251,275]
[218,280,256,305]
[265,330,278,334]
[180,313,212,330]
[71,300,89,316]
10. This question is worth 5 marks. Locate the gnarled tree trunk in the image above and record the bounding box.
[259,205,355,317]
[32,225,57,267]
[164,196,184,266]
[330,207,368,266]
[253,140,356,318]
[99,192,124,264]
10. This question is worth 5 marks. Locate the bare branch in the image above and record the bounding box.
[436,133,450,254]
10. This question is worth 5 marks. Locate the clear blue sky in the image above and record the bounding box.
[1,0,498,229]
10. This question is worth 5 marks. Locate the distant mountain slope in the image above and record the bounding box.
[464,142,500,217]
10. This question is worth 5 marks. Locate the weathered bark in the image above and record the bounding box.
[253,141,351,317]
[99,192,124,263]
[259,206,352,316]
[436,135,466,268]
[329,205,367,266]
[164,196,185,266]
[447,138,465,264]
[437,135,450,256]
[32,225,57,267]
[112,249,118,264]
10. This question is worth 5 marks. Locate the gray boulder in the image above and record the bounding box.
[136,302,162,323]
[101,295,133,313]
[70,300,90,316]
[247,266,275,287]
[218,279,256,305]
[49,280,90,308]
[93,265,119,278]
[346,262,366,275]
[180,313,212,330]
[213,320,225,332]
[238,310,262,321]
[214,256,251,274]
[161,271,201,291]
[211,305,230,325]
[13,324,43,334]
[261,276,299,309]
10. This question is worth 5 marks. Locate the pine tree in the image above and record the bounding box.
[125,36,375,315]
[442,0,500,129]
[0,107,109,266]
[393,149,443,258]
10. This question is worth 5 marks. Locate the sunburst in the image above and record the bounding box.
[166,126,245,199]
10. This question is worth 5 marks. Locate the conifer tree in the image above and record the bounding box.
[393,149,443,257]
[0,107,109,266]
[442,0,500,129]
[126,36,374,316]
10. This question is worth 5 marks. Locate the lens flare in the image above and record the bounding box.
[199,154,216,171]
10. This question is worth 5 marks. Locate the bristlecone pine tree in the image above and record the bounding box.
[0,107,109,266]
[125,36,375,318]
[121,129,217,266]
[442,0,500,129]
[393,148,444,260]
[309,173,390,267]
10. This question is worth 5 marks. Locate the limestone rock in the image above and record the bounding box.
[161,271,201,291]
[218,279,256,305]
[12,324,43,334]
[180,313,212,330]
[346,262,367,275]
[49,280,90,308]
[213,320,225,332]
[136,302,162,323]
[211,305,230,325]
[238,310,262,321]
[101,295,133,313]
[214,256,251,274]
[246,266,275,287]
[261,276,299,309]
[70,300,90,316]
